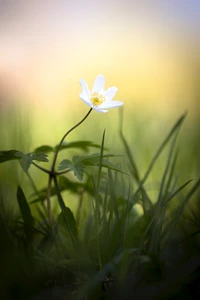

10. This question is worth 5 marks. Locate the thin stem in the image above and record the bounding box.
[46,108,92,237]
[54,169,70,176]
[53,175,78,251]
[32,161,50,174]
[51,108,93,172]
[26,170,49,216]
[53,175,66,211]
[47,175,54,233]
[26,171,39,196]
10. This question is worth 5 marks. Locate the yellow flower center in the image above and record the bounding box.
[90,92,105,106]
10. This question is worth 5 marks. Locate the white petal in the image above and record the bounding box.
[79,93,92,107]
[103,87,118,101]
[92,75,105,93]
[100,101,123,109]
[92,106,108,113]
[79,79,90,98]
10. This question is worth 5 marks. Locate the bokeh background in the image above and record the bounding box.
[0,0,199,210]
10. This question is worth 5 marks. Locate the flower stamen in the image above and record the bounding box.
[90,92,105,106]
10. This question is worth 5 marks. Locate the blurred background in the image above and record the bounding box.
[0,0,199,210]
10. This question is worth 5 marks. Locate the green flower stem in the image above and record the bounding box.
[31,108,92,234]
[51,108,93,173]
[45,108,92,233]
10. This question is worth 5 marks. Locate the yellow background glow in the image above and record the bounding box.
[0,1,199,114]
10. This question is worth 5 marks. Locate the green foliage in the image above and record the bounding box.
[58,153,127,181]
[16,151,49,172]
[16,186,38,245]
[17,186,34,229]
[0,150,20,163]
[30,175,93,205]
[56,206,79,251]
[34,140,102,154]
[0,150,48,172]
[0,113,200,299]
[58,158,85,181]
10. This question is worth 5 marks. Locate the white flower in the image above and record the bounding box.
[79,74,123,113]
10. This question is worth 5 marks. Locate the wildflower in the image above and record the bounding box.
[79,75,123,113]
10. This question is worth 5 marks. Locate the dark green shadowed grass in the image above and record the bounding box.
[0,109,200,299]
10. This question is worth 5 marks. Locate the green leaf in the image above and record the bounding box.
[15,151,49,173]
[58,159,72,170]
[73,153,128,175]
[59,176,92,194]
[58,159,85,181]
[58,153,127,179]
[57,206,78,249]
[34,145,54,153]
[33,141,101,155]
[0,150,49,169]
[30,152,49,162]
[55,140,103,152]
[17,186,34,240]
[15,152,33,172]
[30,176,93,205]
[0,150,21,163]
[73,153,119,165]
[99,159,128,175]
[57,207,78,237]
[72,162,85,181]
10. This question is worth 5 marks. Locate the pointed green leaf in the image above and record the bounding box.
[17,186,34,228]
[73,153,120,165]
[33,141,102,155]
[71,153,128,175]
[15,152,33,172]
[0,150,21,164]
[100,159,129,175]
[31,152,49,162]
[57,206,78,249]
[34,145,54,153]
[58,159,85,181]
[73,162,85,181]
[15,151,48,173]
[55,140,103,152]
[58,159,72,170]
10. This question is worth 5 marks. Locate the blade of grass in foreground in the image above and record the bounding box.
[139,178,194,253]
[138,112,187,189]
[119,107,140,183]
[92,129,106,270]
[119,108,153,212]
[149,131,181,252]
[121,112,187,208]
[93,129,106,225]
[17,186,34,241]
[166,178,200,238]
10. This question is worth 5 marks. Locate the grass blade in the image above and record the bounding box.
[17,186,34,241]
